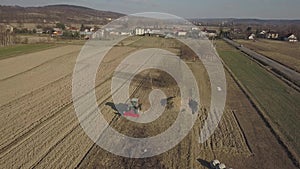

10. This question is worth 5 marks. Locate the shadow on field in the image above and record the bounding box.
[196,158,210,168]
[105,102,128,115]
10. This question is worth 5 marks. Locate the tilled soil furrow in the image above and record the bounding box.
[34,74,147,169]
[0,51,79,82]
[0,47,137,159]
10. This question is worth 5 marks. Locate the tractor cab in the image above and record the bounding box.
[123,98,141,117]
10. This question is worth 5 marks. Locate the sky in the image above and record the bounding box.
[0,0,300,19]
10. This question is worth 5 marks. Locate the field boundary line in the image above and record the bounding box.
[231,110,253,154]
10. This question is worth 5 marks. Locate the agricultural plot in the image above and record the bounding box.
[236,39,300,72]
[77,52,251,168]
[0,36,297,169]
[217,40,300,162]
[0,43,57,60]
[0,45,82,105]
[197,109,251,155]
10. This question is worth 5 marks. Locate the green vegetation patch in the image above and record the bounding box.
[217,40,300,155]
[0,44,57,60]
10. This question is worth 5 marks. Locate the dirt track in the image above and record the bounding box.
[0,37,297,169]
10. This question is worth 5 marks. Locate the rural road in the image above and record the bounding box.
[223,38,300,88]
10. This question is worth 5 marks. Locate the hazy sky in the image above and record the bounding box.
[1,0,300,19]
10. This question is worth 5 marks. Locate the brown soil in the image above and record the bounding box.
[0,37,296,169]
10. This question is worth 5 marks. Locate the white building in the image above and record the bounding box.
[260,30,266,35]
[151,29,161,34]
[178,31,187,36]
[248,33,255,40]
[288,34,298,42]
[135,27,145,36]
[266,31,279,39]
[192,27,199,31]
[121,32,131,36]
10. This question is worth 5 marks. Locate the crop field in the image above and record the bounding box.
[0,43,58,60]
[236,39,300,72]
[0,37,297,169]
[217,40,300,160]
[197,109,251,155]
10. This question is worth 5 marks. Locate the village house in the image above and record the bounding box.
[201,28,217,39]
[257,30,267,38]
[52,28,63,36]
[177,31,187,37]
[285,33,298,42]
[67,26,80,32]
[248,33,255,40]
[266,31,279,39]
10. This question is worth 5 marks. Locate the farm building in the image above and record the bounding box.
[288,34,298,42]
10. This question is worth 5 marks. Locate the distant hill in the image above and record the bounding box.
[190,18,300,26]
[1,5,298,26]
[0,4,124,25]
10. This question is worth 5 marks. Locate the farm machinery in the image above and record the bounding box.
[121,98,142,117]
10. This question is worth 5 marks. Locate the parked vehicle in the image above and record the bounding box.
[217,163,226,169]
[210,160,220,169]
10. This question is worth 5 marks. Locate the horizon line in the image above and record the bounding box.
[1,4,300,21]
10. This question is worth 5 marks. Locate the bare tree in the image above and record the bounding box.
[0,25,15,46]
